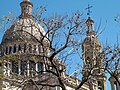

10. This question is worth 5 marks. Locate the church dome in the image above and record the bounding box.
[1,18,45,44]
[0,0,48,56]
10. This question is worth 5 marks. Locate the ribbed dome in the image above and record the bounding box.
[2,18,45,44]
[83,35,102,47]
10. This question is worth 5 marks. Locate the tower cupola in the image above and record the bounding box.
[86,17,94,27]
[86,17,95,36]
[19,0,34,19]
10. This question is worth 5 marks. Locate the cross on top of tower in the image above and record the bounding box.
[85,4,93,17]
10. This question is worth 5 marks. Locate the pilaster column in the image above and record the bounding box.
[43,64,45,73]
[18,61,21,75]
[36,63,38,77]
[27,61,30,76]
[3,62,7,76]
[7,62,10,76]
[36,45,39,54]
[103,79,106,90]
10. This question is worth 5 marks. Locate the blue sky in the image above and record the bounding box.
[0,0,120,90]
[0,0,120,45]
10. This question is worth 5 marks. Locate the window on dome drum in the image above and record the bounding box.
[13,44,17,53]
[12,61,19,74]
[33,45,36,53]
[29,44,32,53]
[24,44,26,53]
[9,46,12,54]
[20,61,27,75]
[29,61,36,77]
[18,45,21,51]
[5,47,8,54]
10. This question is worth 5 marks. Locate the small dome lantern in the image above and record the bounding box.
[86,17,94,27]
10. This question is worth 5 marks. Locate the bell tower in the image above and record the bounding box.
[82,16,106,90]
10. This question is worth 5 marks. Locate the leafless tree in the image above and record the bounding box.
[103,44,120,86]
[0,6,108,90]
[0,6,93,90]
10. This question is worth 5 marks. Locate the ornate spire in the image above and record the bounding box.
[85,4,95,36]
[19,0,34,19]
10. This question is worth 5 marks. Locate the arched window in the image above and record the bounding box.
[29,44,32,53]
[24,44,26,53]
[13,44,16,53]
[5,47,8,54]
[18,45,21,51]
[9,46,12,54]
